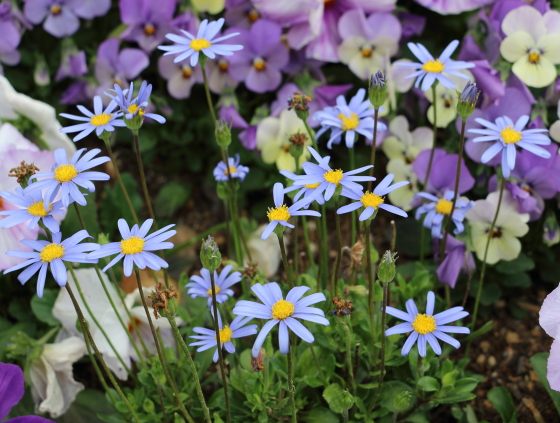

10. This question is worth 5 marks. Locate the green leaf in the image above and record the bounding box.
[418,376,440,392]
[452,378,479,394]
[100,172,142,232]
[480,283,501,306]
[495,253,534,275]
[61,191,100,238]
[442,370,459,387]
[30,289,60,326]
[323,384,354,414]
[155,181,191,218]
[487,386,517,423]
[56,389,115,423]
[530,352,560,415]
[502,273,531,288]
[438,393,477,404]
[303,407,340,423]
[462,320,493,343]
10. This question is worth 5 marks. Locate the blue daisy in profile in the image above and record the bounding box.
[105,81,166,124]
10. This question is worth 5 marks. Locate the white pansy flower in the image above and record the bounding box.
[245,223,282,278]
[382,115,433,164]
[386,158,418,212]
[29,336,86,418]
[500,6,560,88]
[425,70,474,128]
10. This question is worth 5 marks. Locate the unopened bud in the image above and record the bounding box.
[215,119,232,148]
[97,233,110,245]
[544,212,560,247]
[368,71,387,109]
[200,236,222,271]
[393,391,413,412]
[456,81,479,120]
[377,250,397,284]
[34,56,50,87]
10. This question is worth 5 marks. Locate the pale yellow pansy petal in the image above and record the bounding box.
[538,34,560,63]
[348,54,379,81]
[191,0,225,14]
[500,32,536,63]
[382,136,406,160]
[469,222,488,260]
[386,159,417,211]
[388,115,411,145]
[427,99,457,128]
[256,116,280,149]
[499,212,530,237]
[338,36,366,64]
[276,150,297,172]
[512,55,557,88]
[278,109,306,138]
[371,35,399,57]
[550,120,560,142]
[494,234,522,262]
[411,127,433,151]
[502,6,545,41]
[260,141,281,165]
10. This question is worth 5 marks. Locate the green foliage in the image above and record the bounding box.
[488,387,517,423]
[30,289,60,326]
[530,353,560,416]
[322,383,354,414]
[155,181,192,218]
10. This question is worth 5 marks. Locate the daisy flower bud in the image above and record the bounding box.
[215,118,232,148]
[368,70,387,109]
[200,236,222,271]
[456,81,479,120]
[377,250,397,284]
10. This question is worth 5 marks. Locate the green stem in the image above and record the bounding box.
[372,281,389,407]
[470,176,506,330]
[320,204,328,290]
[134,270,195,423]
[294,217,299,279]
[310,343,326,384]
[332,197,343,297]
[67,265,136,381]
[416,355,424,397]
[365,221,375,347]
[209,271,231,423]
[301,216,317,277]
[315,211,324,292]
[200,61,217,125]
[440,118,467,258]
[287,349,297,423]
[367,108,379,193]
[167,315,211,423]
[166,222,227,256]
[277,232,294,289]
[349,147,356,247]
[65,283,141,423]
[340,318,356,395]
[82,322,114,401]
[103,139,139,225]
[302,119,318,151]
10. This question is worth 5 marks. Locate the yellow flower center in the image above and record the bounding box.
[190,38,211,51]
[500,126,522,144]
[218,59,229,71]
[271,299,295,320]
[361,47,373,58]
[126,104,145,116]
[207,286,222,296]
[224,165,237,176]
[422,59,445,73]
[53,164,78,183]
[120,236,145,255]
[27,201,52,217]
[40,243,65,263]
[144,23,155,36]
[253,58,266,71]
[267,205,290,222]
[90,113,112,127]
[435,199,453,215]
[304,183,321,189]
[411,314,437,335]
[216,325,233,343]
[182,66,192,78]
[337,112,359,131]
[50,5,61,15]
[248,9,259,23]
[360,191,384,209]
[528,53,540,64]
[323,169,344,185]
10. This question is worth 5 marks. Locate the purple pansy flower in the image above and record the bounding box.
[0,361,55,423]
[202,28,241,94]
[225,0,260,28]
[436,236,475,289]
[219,104,258,150]
[228,19,288,93]
[0,3,22,55]
[119,0,177,52]
[94,38,149,100]
[158,55,203,99]
[55,50,87,81]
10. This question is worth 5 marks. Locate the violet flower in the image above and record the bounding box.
[488,143,560,221]
[219,104,259,150]
[228,19,289,93]
[119,0,177,53]
[202,28,241,94]
[0,3,22,54]
[94,38,149,100]
[158,55,203,99]
[0,362,55,422]
[225,0,260,28]
[55,50,87,81]
[436,236,475,289]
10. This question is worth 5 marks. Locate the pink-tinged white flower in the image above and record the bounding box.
[337,9,401,80]
[396,40,475,91]
[539,284,560,391]
[465,191,529,265]
[413,0,494,16]
[158,55,203,99]
[500,6,560,88]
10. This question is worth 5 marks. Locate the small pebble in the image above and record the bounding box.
[488,356,497,367]
[477,354,486,365]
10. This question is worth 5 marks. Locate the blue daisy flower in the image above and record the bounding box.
[337,174,409,221]
[292,146,375,202]
[467,115,551,178]
[312,88,386,149]
[186,264,241,308]
[232,282,329,357]
[87,218,176,277]
[189,312,257,362]
[415,191,474,239]
[213,154,249,182]
[59,96,126,141]
[395,40,475,91]
[158,18,243,67]
[105,81,166,124]
[24,148,110,208]
[385,291,470,357]
[0,187,65,233]
[261,183,321,240]
[4,230,100,298]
